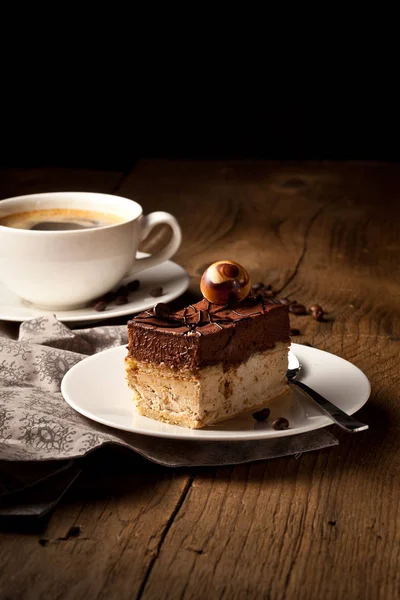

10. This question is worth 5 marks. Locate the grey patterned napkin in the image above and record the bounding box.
[0,316,338,466]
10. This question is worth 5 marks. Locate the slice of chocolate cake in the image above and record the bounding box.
[126,290,290,429]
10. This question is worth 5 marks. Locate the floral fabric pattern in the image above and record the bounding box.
[0,315,131,460]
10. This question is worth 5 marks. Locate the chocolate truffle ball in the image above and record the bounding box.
[200,260,251,304]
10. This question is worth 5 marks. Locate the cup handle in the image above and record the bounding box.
[121,211,182,284]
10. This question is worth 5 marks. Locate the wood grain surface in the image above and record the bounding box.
[0,162,399,600]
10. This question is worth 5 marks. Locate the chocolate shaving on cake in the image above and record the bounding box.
[133,296,277,337]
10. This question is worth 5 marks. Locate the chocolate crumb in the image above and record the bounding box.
[38,538,49,547]
[289,302,307,315]
[328,520,336,526]
[253,407,271,421]
[115,295,129,305]
[290,328,301,336]
[309,304,324,321]
[150,286,163,298]
[94,301,108,312]
[272,417,289,430]
[127,279,140,292]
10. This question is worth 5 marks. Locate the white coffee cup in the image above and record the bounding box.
[0,192,182,310]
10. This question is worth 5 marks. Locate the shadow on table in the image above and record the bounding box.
[0,394,392,534]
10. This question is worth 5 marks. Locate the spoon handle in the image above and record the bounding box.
[289,380,369,433]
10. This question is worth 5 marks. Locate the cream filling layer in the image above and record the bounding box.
[126,342,289,429]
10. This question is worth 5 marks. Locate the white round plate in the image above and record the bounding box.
[61,343,371,441]
[0,253,189,323]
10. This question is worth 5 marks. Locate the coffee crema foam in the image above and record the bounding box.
[0,208,125,231]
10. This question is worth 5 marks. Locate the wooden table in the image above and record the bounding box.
[0,162,399,599]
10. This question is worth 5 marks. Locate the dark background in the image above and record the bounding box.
[1,83,399,169]
[1,18,398,170]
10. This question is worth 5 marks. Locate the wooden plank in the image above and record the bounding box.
[117,161,400,600]
[0,454,191,600]
[118,161,352,295]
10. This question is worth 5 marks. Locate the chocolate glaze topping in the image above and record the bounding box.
[127,296,290,371]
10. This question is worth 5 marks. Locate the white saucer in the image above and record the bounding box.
[61,343,371,441]
[0,253,190,323]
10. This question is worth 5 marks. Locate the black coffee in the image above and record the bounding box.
[0,208,125,231]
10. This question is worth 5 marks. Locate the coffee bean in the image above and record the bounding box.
[265,298,282,305]
[101,291,117,303]
[115,295,129,305]
[127,279,140,292]
[94,301,108,312]
[263,288,277,298]
[253,407,271,421]
[272,417,289,430]
[290,328,301,336]
[153,303,172,320]
[116,285,128,296]
[150,287,163,298]
[309,304,324,321]
[289,302,306,315]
